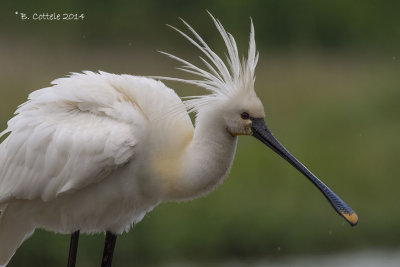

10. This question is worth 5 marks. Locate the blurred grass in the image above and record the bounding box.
[1,40,399,266]
[2,0,400,51]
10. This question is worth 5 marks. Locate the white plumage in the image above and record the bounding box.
[0,13,357,266]
[0,73,197,264]
[0,14,263,266]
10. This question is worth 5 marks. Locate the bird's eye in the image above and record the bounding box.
[241,112,250,120]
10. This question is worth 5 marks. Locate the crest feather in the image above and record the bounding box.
[153,12,259,114]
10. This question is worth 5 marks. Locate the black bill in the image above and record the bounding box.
[251,118,358,226]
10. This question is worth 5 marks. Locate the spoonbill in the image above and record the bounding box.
[0,13,358,267]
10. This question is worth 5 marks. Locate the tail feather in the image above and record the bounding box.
[0,205,35,266]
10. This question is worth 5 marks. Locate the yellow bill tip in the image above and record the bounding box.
[342,211,359,226]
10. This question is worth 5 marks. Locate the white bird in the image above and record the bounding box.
[0,13,358,267]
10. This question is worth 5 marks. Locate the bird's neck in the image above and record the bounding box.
[165,110,238,201]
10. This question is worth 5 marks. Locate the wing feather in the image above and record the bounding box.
[0,112,137,202]
[0,72,145,203]
[0,71,192,203]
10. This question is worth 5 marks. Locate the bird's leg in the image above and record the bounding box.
[101,231,117,267]
[67,231,80,267]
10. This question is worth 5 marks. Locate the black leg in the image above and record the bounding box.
[101,231,117,267]
[67,231,80,267]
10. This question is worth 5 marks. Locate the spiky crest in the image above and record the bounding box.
[154,12,259,115]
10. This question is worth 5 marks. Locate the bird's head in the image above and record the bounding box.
[219,91,264,137]
[157,12,358,227]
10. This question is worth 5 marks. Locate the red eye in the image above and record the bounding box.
[241,112,250,120]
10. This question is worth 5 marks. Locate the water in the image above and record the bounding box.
[247,250,400,267]
[164,249,400,267]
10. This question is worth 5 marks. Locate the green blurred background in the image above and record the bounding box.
[1,0,399,266]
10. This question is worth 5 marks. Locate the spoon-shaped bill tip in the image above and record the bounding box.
[342,210,358,226]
